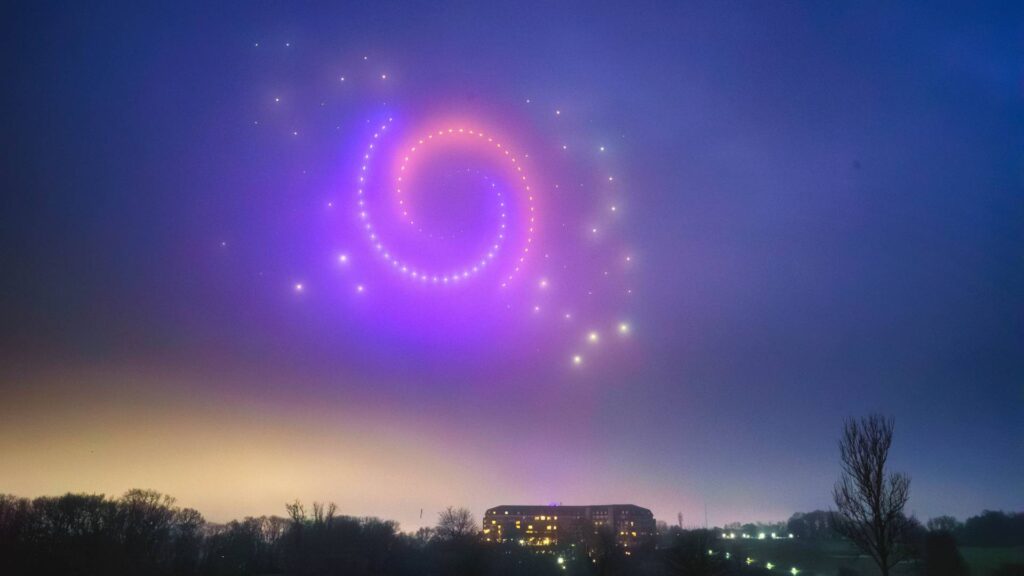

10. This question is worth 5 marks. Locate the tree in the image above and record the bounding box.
[787,510,836,540]
[960,511,1024,547]
[586,525,621,576]
[927,515,962,534]
[923,530,969,576]
[832,414,913,576]
[435,507,477,542]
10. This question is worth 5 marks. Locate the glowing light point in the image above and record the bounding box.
[572,355,583,366]
[294,283,303,292]
[274,97,280,102]
[790,569,799,575]
[587,331,600,343]
[338,253,349,264]
[618,322,630,335]
[355,284,365,293]
[599,146,606,152]
[381,73,388,80]
[539,278,549,289]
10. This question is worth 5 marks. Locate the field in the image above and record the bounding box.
[715,539,1024,576]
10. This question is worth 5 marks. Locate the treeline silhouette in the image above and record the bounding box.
[783,509,1024,548]
[1,491,1021,576]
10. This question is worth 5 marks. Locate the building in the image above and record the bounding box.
[482,504,656,550]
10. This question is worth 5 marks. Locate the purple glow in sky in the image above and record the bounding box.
[267,62,639,372]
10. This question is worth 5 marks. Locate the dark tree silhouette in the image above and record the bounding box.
[585,525,621,576]
[926,515,962,534]
[435,507,477,541]
[923,530,969,576]
[787,510,836,540]
[959,511,1024,547]
[832,414,913,576]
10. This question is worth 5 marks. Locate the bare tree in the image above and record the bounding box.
[435,506,477,541]
[832,414,913,576]
[285,500,306,524]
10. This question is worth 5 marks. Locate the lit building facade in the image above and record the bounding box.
[482,504,656,549]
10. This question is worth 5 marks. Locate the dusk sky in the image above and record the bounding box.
[1,1,1021,531]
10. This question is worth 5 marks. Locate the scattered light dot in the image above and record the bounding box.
[285,42,291,47]
[555,109,561,116]
[356,284,365,293]
[587,331,599,343]
[611,205,618,212]
[338,253,349,264]
[381,73,387,80]
[294,283,303,292]
[599,146,606,152]
[339,76,346,82]
[608,176,614,181]
[274,97,280,102]
[618,322,630,335]
[572,355,583,366]
[539,278,548,289]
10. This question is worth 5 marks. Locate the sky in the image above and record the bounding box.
[1,1,1022,530]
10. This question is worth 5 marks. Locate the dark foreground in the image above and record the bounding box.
[1,491,1021,576]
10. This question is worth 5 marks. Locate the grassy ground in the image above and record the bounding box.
[716,539,1024,576]
[961,547,1024,576]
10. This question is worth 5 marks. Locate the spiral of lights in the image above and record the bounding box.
[356,119,537,286]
